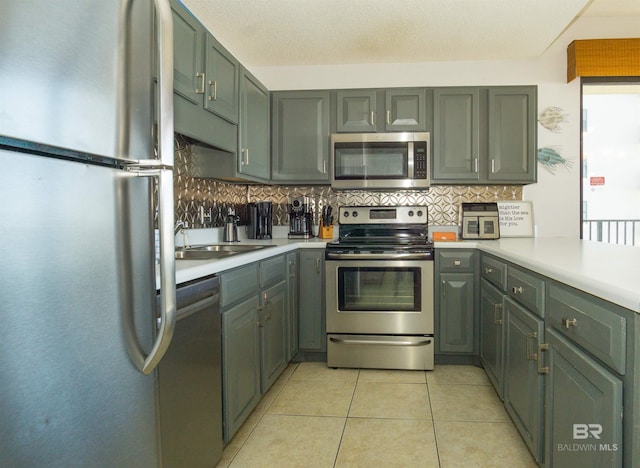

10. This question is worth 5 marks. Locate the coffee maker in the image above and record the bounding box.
[246,201,272,239]
[288,197,314,239]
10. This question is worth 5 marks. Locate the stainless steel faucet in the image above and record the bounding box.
[174,220,190,247]
[174,220,186,236]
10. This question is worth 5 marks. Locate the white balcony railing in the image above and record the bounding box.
[582,219,640,246]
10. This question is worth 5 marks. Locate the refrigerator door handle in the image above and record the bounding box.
[129,0,177,375]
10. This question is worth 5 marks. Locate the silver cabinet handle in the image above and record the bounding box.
[386,109,391,125]
[526,332,538,360]
[316,258,321,274]
[491,159,496,173]
[474,157,479,173]
[241,148,249,166]
[512,286,524,294]
[441,280,446,297]
[323,159,327,174]
[137,0,176,375]
[484,267,493,274]
[289,260,296,278]
[562,317,577,329]
[537,343,550,374]
[370,111,375,126]
[494,303,503,325]
[195,72,205,94]
[207,80,217,101]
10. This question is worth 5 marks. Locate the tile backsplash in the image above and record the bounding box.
[172,134,522,228]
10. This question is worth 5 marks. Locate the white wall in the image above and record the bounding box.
[252,17,639,238]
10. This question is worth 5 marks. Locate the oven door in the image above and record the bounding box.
[325,258,434,334]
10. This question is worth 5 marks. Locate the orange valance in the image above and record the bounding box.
[567,38,640,82]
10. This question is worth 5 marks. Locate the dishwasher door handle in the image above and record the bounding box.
[175,292,220,320]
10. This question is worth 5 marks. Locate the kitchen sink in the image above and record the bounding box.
[175,243,275,260]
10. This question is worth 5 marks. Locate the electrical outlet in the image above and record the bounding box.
[200,206,212,225]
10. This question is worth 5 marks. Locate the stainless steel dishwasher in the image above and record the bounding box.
[157,274,222,467]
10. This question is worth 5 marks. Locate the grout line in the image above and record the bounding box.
[332,369,359,467]
[426,371,443,468]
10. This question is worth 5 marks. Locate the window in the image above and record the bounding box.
[581,79,640,246]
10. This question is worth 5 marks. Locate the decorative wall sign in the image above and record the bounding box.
[497,201,534,237]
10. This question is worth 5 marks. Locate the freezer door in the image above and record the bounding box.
[0,150,160,466]
[0,1,154,161]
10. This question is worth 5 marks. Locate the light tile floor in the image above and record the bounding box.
[216,363,537,468]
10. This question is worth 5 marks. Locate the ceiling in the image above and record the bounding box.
[181,0,640,67]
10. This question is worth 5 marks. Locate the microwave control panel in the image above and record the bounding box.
[414,141,428,179]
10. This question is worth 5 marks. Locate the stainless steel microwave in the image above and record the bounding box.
[330,132,430,190]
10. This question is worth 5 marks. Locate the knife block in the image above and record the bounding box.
[318,222,334,239]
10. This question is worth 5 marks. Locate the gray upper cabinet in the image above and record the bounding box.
[432,88,480,181]
[238,67,270,181]
[487,87,537,183]
[385,88,427,132]
[336,90,377,132]
[271,91,331,183]
[204,35,239,124]
[170,2,203,106]
[432,86,536,185]
[170,0,237,153]
[336,88,427,133]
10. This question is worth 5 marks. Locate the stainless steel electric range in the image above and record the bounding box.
[325,205,434,370]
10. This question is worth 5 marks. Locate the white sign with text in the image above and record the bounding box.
[497,201,534,237]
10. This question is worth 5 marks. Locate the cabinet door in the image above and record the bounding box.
[438,273,476,354]
[239,68,270,180]
[260,281,288,393]
[204,35,239,124]
[271,91,331,183]
[222,295,261,443]
[384,88,427,132]
[336,90,377,132]
[286,252,299,360]
[504,297,544,463]
[298,250,326,351]
[487,87,536,183]
[170,1,204,106]
[544,329,623,468]
[432,88,480,181]
[479,278,505,399]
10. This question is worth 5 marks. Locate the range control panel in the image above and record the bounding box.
[338,205,427,225]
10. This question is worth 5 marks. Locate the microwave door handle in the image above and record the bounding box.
[407,141,414,179]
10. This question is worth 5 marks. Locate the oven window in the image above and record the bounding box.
[338,267,421,311]
[334,142,408,179]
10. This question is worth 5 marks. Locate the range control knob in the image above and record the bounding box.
[352,211,358,218]
[344,211,349,217]
[417,210,423,217]
[408,210,414,217]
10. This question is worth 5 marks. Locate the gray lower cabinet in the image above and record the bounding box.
[271,91,331,183]
[435,250,477,355]
[259,280,287,393]
[286,251,299,360]
[238,67,270,181]
[222,294,260,444]
[544,328,623,467]
[221,254,288,443]
[298,249,326,352]
[479,278,505,399]
[504,296,545,463]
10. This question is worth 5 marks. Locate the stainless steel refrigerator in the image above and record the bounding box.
[0,1,176,466]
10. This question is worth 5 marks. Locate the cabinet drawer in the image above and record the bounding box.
[221,262,259,307]
[481,255,507,290]
[547,283,626,374]
[438,250,476,272]
[506,265,545,318]
[260,254,285,288]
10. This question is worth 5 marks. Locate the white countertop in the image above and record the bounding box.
[436,238,640,313]
[166,234,640,314]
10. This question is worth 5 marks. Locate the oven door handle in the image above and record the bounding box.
[329,337,433,347]
[325,252,433,260]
